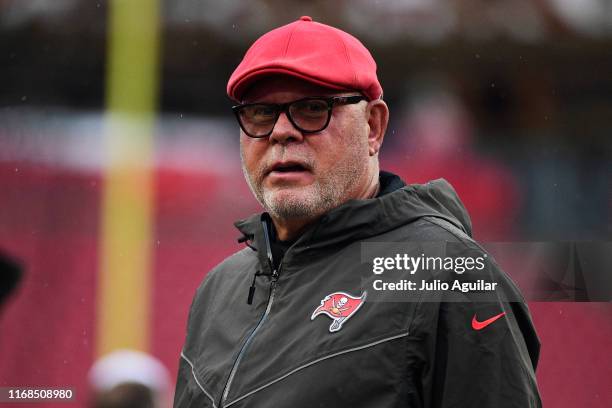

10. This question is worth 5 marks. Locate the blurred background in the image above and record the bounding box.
[0,0,610,407]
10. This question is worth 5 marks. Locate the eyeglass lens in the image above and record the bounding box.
[239,98,330,137]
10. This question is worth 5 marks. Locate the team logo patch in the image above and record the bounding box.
[310,291,367,332]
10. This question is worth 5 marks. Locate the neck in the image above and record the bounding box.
[270,170,380,241]
[271,216,315,241]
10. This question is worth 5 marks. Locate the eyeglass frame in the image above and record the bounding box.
[231,94,368,138]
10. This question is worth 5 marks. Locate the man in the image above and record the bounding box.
[174,16,541,407]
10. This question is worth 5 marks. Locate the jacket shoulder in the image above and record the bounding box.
[207,246,258,278]
[196,247,258,294]
[188,247,258,315]
[398,215,479,249]
[184,247,258,340]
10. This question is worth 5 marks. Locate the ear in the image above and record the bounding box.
[366,99,389,156]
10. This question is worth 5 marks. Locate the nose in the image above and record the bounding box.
[268,111,304,145]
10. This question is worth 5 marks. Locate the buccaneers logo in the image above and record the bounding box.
[311,291,367,332]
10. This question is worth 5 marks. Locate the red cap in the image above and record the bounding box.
[227,16,383,102]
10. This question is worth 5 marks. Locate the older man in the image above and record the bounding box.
[174,17,541,408]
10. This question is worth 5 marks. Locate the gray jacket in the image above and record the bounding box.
[174,178,541,407]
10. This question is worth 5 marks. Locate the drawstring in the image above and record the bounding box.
[237,233,257,251]
[241,217,279,305]
[237,233,267,304]
[247,270,274,305]
[245,217,280,305]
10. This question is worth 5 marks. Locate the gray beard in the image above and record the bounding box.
[241,156,366,221]
[260,182,338,220]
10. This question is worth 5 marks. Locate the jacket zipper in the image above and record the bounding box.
[220,219,280,407]
[220,270,279,406]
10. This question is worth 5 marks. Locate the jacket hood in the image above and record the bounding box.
[234,178,472,263]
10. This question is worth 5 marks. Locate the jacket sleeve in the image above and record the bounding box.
[173,293,197,408]
[432,300,540,407]
[173,352,194,407]
[407,282,542,407]
[173,281,210,408]
[400,218,542,407]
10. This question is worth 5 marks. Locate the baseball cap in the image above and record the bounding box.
[227,16,383,102]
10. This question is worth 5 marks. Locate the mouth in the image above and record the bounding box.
[265,160,314,184]
[267,161,311,175]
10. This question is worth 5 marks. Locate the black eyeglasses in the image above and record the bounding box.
[232,95,367,138]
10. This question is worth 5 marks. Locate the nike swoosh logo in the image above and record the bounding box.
[472,312,506,330]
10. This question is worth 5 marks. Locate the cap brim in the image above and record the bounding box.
[228,67,355,102]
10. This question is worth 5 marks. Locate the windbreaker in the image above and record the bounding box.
[174,177,541,408]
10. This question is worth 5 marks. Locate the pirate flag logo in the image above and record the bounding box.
[310,291,367,332]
